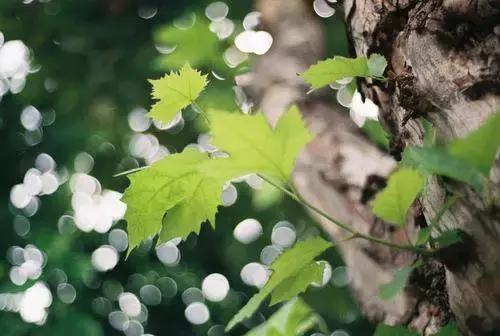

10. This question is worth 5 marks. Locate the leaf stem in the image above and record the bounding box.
[114,166,149,177]
[259,174,430,254]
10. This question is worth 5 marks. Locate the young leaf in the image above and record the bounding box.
[209,105,313,182]
[403,146,484,192]
[374,324,419,336]
[226,237,331,331]
[448,113,500,175]
[269,261,324,306]
[148,63,208,124]
[436,322,461,336]
[300,54,387,89]
[244,298,320,336]
[372,168,424,227]
[379,261,421,300]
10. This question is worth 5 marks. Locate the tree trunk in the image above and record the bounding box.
[242,0,500,335]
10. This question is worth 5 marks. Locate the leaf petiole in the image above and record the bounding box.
[258,174,430,254]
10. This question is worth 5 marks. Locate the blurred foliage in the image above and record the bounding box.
[0,0,372,335]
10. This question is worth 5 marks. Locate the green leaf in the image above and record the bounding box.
[379,261,421,300]
[403,146,484,192]
[226,237,331,331]
[209,105,313,182]
[372,168,425,227]
[123,149,211,252]
[270,261,324,306]
[148,63,208,124]
[154,16,221,70]
[300,54,387,89]
[374,324,419,336]
[448,113,500,175]
[124,107,312,253]
[244,298,320,336]
[436,322,461,336]
[159,173,222,243]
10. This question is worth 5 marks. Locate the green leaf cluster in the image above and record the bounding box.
[372,113,499,230]
[124,105,312,253]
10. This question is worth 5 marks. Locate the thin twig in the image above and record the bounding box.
[259,174,430,254]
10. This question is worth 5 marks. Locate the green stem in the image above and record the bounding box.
[259,174,429,254]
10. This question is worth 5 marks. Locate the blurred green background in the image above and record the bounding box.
[0,1,372,335]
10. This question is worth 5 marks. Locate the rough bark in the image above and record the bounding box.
[241,0,500,335]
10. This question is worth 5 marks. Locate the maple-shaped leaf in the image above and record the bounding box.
[159,174,222,243]
[208,105,313,182]
[123,106,312,254]
[123,149,212,252]
[148,63,208,124]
